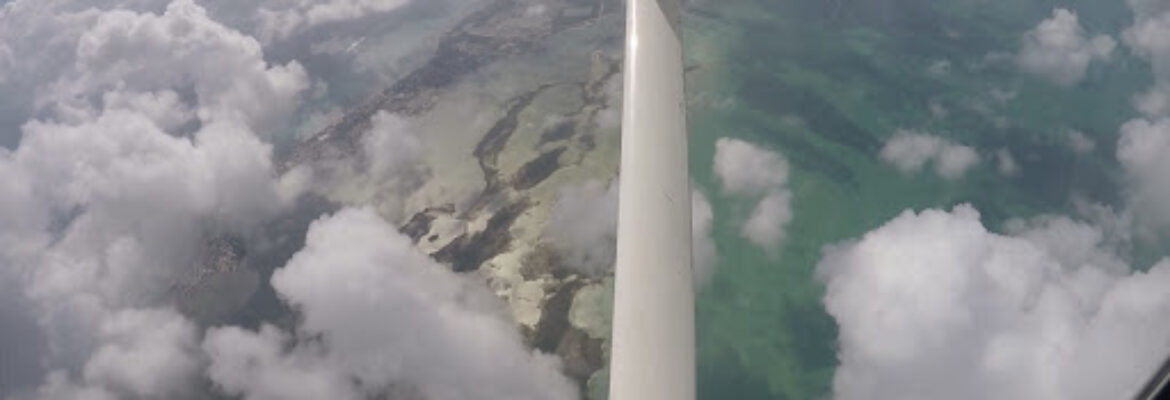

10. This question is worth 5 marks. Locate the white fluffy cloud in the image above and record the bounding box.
[363,111,426,182]
[818,205,1170,400]
[692,190,717,287]
[204,208,578,400]
[1117,118,1170,230]
[0,0,421,145]
[0,0,106,143]
[204,325,357,400]
[0,0,310,144]
[27,309,203,400]
[995,148,1019,176]
[714,138,793,251]
[42,0,308,134]
[741,190,792,251]
[77,309,202,399]
[0,1,308,397]
[1017,9,1116,87]
[253,0,411,42]
[1067,130,1097,153]
[295,110,429,220]
[714,138,789,197]
[1110,1,1170,234]
[544,179,719,287]
[0,1,573,399]
[1124,0,1170,117]
[880,130,979,180]
[545,180,619,277]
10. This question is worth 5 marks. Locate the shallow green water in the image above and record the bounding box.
[683,0,1147,398]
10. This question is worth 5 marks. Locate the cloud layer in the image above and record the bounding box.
[1124,0,1170,117]
[544,179,719,286]
[252,0,411,42]
[879,130,979,180]
[0,1,308,397]
[204,208,577,400]
[1017,8,1115,87]
[0,1,573,398]
[1114,1,1170,233]
[1117,118,1170,231]
[818,205,1170,400]
[545,180,620,277]
[713,138,793,252]
[294,110,430,221]
[692,190,717,286]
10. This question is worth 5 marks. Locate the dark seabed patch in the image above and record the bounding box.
[539,120,577,146]
[400,204,457,243]
[531,279,585,353]
[738,78,882,155]
[698,351,777,400]
[474,86,552,198]
[514,147,568,190]
[225,195,340,332]
[528,278,606,394]
[434,200,531,273]
[740,117,857,186]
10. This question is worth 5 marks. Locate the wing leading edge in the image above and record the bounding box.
[608,0,694,399]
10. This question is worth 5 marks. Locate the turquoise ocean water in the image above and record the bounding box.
[681,1,1155,398]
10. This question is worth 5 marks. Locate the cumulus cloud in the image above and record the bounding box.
[714,138,789,197]
[1124,0,1170,117]
[0,0,430,146]
[0,0,324,145]
[0,0,570,399]
[253,0,411,43]
[78,309,202,399]
[24,309,203,400]
[296,110,430,220]
[713,138,793,252]
[1111,2,1170,234]
[0,0,308,397]
[818,205,1170,400]
[363,112,426,182]
[880,130,979,180]
[1134,90,1170,118]
[1117,118,1170,231]
[995,148,1019,176]
[203,325,357,400]
[10,77,293,400]
[1017,8,1115,87]
[42,0,309,134]
[741,190,792,251]
[204,208,577,400]
[692,190,717,287]
[1067,130,1097,153]
[544,180,719,286]
[545,180,619,277]
[0,0,106,145]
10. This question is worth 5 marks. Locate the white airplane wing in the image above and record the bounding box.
[608,1,694,399]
